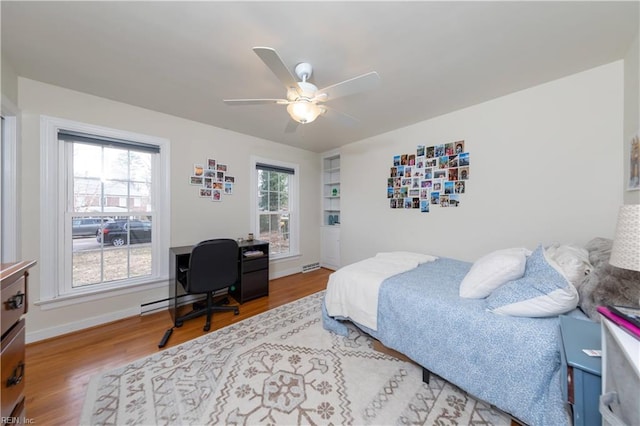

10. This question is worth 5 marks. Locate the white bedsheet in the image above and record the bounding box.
[324,252,437,330]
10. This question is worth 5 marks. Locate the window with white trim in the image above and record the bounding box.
[251,158,299,259]
[40,116,170,305]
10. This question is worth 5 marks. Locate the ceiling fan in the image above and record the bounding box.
[224,47,380,130]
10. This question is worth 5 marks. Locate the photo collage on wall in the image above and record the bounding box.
[189,158,235,202]
[388,140,469,212]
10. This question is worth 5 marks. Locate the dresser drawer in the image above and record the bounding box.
[9,396,26,422]
[1,275,26,337]
[241,269,269,301]
[1,319,26,419]
[559,316,602,426]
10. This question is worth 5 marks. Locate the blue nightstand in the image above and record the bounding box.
[559,315,602,426]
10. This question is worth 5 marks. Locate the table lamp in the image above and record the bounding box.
[609,204,640,272]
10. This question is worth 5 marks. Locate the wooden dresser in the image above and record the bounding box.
[1,260,36,423]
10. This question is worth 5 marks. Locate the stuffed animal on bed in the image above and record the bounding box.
[575,237,640,321]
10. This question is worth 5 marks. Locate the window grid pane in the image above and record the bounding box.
[256,167,291,256]
[69,139,154,289]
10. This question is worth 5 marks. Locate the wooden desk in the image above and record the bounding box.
[169,240,269,327]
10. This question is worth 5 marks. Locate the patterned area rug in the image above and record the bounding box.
[81,291,510,425]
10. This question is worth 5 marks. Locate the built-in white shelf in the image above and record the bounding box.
[322,154,340,226]
[321,152,341,270]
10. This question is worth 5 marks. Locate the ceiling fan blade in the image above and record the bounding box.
[317,71,380,102]
[322,106,359,127]
[253,47,300,93]
[223,98,288,106]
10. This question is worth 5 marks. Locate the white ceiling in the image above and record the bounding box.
[2,1,638,153]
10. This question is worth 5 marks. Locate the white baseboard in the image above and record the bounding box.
[270,266,301,279]
[320,262,338,271]
[26,305,141,344]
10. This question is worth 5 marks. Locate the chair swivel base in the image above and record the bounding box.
[175,296,239,330]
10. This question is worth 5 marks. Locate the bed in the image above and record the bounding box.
[322,240,636,426]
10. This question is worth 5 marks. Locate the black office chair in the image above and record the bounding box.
[175,239,240,332]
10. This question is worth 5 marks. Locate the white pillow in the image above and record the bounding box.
[459,248,531,299]
[485,245,579,317]
[544,243,592,285]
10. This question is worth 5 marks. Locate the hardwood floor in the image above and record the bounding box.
[24,268,330,425]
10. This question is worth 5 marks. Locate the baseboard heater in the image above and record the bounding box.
[302,262,320,273]
[140,289,228,315]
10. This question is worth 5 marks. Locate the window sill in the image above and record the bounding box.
[35,277,169,311]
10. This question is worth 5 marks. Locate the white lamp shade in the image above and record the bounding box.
[287,101,323,124]
[609,204,640,271]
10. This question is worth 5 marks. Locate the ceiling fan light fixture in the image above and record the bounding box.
[287,100,323,124]
[225,47,379,130]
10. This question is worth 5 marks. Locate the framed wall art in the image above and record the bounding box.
[189,157,235,201]
[388,140,470,213]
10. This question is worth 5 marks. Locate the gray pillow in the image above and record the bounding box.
[575,237,640,321]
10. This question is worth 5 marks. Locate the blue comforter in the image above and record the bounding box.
[323,257,578,426]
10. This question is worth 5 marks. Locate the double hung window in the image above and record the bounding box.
[40,117,170,305]
[252,159,299,259]
[62,130,158,288]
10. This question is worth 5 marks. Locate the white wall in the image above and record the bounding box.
[340,62,624,265]
[1,54,19,104]
[623,32,639,204]
[18,78,320,341]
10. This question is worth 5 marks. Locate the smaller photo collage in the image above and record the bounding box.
[189,158,235,202]
[388,140,469,213]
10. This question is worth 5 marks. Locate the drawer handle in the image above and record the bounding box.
[7,291,25,309]
[7,361,25,387]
